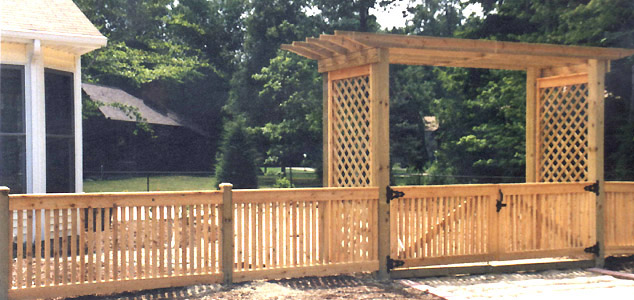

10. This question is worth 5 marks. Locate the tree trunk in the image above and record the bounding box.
[359,6,368,32]
[630,64,634,124]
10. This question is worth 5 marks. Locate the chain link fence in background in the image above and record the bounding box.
[83,170,526,192]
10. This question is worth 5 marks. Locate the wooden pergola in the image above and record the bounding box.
[282,31,634,277]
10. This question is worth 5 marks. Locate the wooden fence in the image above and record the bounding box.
[391,182,600,268]
[231,188,378,282]
[3,186,378,299]
[1,182,633,299]
[605,182,634,256]
[7,190,225,299]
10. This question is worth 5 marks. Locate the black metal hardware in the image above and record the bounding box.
[386,186,405,204]
[584,242,600,255]
[496,189,507,212]
[584,180,600,196]
[386,255,405,272]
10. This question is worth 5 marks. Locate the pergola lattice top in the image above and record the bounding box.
[281,31,634,72]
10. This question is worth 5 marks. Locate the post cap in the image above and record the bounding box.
[219,183,233,189]
[0,186,9,192]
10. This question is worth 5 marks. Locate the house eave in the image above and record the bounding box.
[1,29,107,55]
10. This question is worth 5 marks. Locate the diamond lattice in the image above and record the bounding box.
[330,75,372,187]
[538,82,588,182]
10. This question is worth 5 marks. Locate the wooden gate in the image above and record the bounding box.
[389,182,597,274]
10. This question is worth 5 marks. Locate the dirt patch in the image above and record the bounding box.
[66,274,441,300]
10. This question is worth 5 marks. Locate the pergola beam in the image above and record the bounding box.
[318,48,380,73]
[541,63,588,76]
[335,30,634,61]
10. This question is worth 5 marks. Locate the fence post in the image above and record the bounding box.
[220,183,234,284]
[1,187,10,300]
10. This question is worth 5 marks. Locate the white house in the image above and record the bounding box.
[0,0,107,193]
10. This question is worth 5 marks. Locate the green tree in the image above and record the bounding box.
[215,120,259,189]
[225,0,319,126]
[253,51,322,173]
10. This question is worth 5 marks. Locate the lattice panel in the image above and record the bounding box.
[538,78,588,182]
[330,75,372,187]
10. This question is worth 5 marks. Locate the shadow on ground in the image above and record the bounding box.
[64,275,438,300]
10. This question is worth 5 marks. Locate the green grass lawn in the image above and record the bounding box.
[83,168,322,193]
[83,175,218,192]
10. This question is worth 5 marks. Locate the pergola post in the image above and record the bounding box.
[370,48,390,279]
[587,59,607,267]
[322,73,329,187]
[525,67,538,182]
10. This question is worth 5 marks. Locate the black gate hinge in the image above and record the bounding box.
[584,242,600,255]
[386,255,405,272]
[386,186,405,204]
[584,180,600,196]
[496,189,507,213]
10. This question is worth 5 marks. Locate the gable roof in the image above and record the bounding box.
[82,83,208,137]
[282,31,634,72]
[0,0,106,54]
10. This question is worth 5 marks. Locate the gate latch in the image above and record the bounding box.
[584,180,600,196]
[496,189,507,212]
[386,186,405,204]
[584,242,600,255]
[386,255,405,272]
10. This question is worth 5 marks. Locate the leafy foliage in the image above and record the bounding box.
[74,0,634,184]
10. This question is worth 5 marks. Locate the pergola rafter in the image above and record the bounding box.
[282,31,634,278]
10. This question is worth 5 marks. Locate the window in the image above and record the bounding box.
[45,69,75,193]
[0,65,26,194]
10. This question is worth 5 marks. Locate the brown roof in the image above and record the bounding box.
[82,83,208,136]
[0,0,106,54]
[282,31,634,72]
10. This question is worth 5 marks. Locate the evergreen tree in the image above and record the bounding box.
[215,120,259,189]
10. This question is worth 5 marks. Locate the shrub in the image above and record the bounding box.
[215,120,258,189]
[273,176,293,188]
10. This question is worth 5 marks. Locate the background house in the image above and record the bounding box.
[0,0,106,193]
[82,83,212,173]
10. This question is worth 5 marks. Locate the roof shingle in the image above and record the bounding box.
[0,0,104,38]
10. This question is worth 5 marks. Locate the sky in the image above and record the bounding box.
[372,1,484,30]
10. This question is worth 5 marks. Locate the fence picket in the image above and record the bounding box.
[34,210,41,287]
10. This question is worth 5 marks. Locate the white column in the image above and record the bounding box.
[25,39,46,194]
[74,55,83,193]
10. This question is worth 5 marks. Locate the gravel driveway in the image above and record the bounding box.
[406,268,634,300]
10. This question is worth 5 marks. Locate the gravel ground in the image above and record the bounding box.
[67,274,441,300]
[65,256,634,300]
[409,256,634,300]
